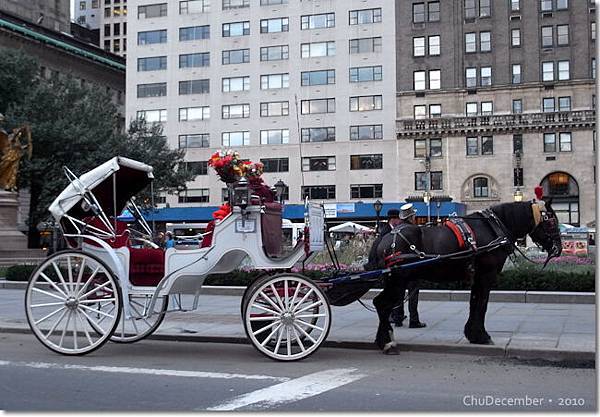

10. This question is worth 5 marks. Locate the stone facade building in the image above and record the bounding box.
[395,0,596,226]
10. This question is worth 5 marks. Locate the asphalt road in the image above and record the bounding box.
[0,332,595,412]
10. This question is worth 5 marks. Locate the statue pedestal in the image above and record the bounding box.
[0,190,28,250]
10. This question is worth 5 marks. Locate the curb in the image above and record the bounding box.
[1,326,592,366]
[1,281,593,304]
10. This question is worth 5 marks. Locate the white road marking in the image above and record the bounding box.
[0,360,289,382]
[206,368,366,411]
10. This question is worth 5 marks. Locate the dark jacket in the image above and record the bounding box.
[364,222,392,270]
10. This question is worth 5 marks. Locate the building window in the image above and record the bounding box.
[179,79,209,95]
[302,186,335,200]
[465,32,476,53]
[181,161,208,177]
[137,56,167,71]
[559,132,572,152]
[179,25,210,41]
[429,70,441,89]
[512,64,522,84]
[301,98,335,114]
[222,104,250,119]
[413,37,425,57]
[414,139,427,157]
[465,0,476,18]
[222,131,249,147]
[429,35,440,55]
[513,134,523,154]
[557,0,568,10]
[138,3,167,18]
[261,0,287,4]
[179,106,210,122]
[430,138,442,157]
[223,0,249,9]
[428,2,440,21]
[260,101,289,117]
[558,96,571,112]
[113,23,120,36]
[105,7,111,17]
[511,0,520,11]
[180,0,210,14]
[541,0,552,11]
[543,133,556,152]
[414,71,426,90]
[466,137,479,155]
[222,21,250,37]
[261,129,289,145]
[429,104,442,118]
[480,31,491,51]
[261,73,289,89]
[137,82,167,98]
[350,125,383,141]
[542,61,554,81]
[414,105,427,119]
[302,156,335,171]
[465,67,477,88]
[481,101,493,115]
[260,45,289,61]
[179,52,210,68]
[481,136,494,155]
[479,0,491,16]
[137,30,167,45]
[260,17,289,33]
[302,69,335,86]
[473,177,489,198]
[351,184,383,199]
[301,127,335,143]
[415,171,443,190]
[541,26,553,48]
[557,25,569,45]
[104,24,111,37]
[302,41,336,58]
[301,13,335,30]
[222,76,250,92]
[349,8,382,25]
[558,60,570,80]
[480,67,492,86]
[592,58,597,79]
[512,99,523,114]
[222,49,250,65]
[413,3,426,23]
[179,189,209,203]
[137,109,167,123]
[349,66,382,82]
[466,102,478,116]
[543,97,555,112]
[261,158,289,173]
[511,28,521,47]
[350,154,383,170]
[179,134,209,148]
[592,22,596,41]
[349,95,382,112]
[349,37,382,54]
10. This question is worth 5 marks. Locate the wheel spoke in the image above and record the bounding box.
[35,306,66,326]
[32,287,66,302]
[293,322,317,344]
[296,318,325,332]
[75,266,100,298]
[290,288,314,314]
[52,261,70,296]
[295,299,324,316]
[66,256,73,294]
[289,280,302,309]
[286,327,291,356]
[273,326,284,352]
[78,307,107,335]
[79,280,112,301]
[73,309,78,350]
[44,308,68,339]
[260,323,282,347]
[78,298,116,305]
[295,313,326,319]
[39,272,68,299]
[59,310,72,348]
[75,309,94,346]
[249,315,279,322]
[79,304,115,319]
[31,301,66,308]
[257,291,283,314]
[283,279,289,311]
[270,284,285,312]
[251,301,281,316]
[252,320,280,337]
[291,324,305,352]
[74,258,86,296]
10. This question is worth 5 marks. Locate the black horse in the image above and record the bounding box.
[372,201,562,354]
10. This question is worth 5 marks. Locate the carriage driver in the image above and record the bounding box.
[389,203,427,328]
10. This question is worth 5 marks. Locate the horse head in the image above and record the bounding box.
[528,197,562,267]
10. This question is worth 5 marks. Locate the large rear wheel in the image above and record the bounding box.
[24,250,122,355]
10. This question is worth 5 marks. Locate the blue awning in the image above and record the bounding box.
[143,201,466,222]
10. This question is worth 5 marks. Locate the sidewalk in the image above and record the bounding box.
[0,288,595,363]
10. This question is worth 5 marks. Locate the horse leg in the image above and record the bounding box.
[373,276,402,355]
[464,273,494,345]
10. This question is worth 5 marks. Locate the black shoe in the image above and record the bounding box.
[409,321,427,328]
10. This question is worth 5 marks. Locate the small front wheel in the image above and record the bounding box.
[243,274,331,361]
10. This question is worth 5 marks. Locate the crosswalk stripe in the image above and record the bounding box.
[206,368,365,411]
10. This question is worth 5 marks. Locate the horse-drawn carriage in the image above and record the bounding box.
[24,157,562,360]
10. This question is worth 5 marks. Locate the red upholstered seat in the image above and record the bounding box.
[128,247,165,286]
[261,203,282,258]
[83,216,130,248]
[200,221,215,248]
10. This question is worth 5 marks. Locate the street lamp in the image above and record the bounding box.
[273,179,287,204]
[513,188,523,202]
[373,199,383,235]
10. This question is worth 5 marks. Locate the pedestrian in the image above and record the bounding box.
[390,203,426,329]
[165,231,175,249]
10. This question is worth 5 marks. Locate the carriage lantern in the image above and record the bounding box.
[233,177,251,209]
[274,179,287,204]
[513,189,523,202]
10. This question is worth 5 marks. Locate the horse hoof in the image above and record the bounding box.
[383,346,400,355]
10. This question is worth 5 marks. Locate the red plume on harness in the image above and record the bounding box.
[534,186,543,201]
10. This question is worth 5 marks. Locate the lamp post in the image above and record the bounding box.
[274,179,287,204]
[421,155,432,224]
[373,199,383,235]
[513,188,523,202]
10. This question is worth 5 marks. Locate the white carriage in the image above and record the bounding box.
[24,157,331,361]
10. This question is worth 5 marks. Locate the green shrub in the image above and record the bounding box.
[6,264,38,282]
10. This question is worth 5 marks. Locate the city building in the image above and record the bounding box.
[127,0,399,219]
[101,0,128,56]
[395,0,596,226]
[0,0,71,33]
[74,0,101,32]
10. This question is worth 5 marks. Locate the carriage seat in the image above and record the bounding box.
[83,216,130,248]
[261,202,283,258]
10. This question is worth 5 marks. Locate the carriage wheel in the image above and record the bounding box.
[110,295,168,343]
[243,274,331,361]
[24,250,122,355]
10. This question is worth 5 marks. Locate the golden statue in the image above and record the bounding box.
[0,113,32,191]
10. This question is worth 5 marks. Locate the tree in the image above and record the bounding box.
[0,48,39,115]
[2,50,192,247]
